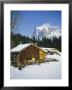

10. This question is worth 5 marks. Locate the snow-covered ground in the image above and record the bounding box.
[10,52,61,79]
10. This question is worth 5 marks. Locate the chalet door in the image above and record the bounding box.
[24,60,28,65]
[32,54,35,63]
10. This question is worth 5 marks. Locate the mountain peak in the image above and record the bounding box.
[32,23,61,40]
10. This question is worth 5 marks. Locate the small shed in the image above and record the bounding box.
[11,43,47,68]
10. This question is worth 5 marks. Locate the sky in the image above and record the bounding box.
[11,11,61,37]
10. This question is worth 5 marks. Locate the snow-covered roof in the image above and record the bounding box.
[11,43,47,53]
[11,43,32,53]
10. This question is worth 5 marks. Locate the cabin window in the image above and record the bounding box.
[11,54,17,67]
[39,50,44,60]
[13,55,16,61]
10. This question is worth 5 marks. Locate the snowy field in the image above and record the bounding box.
[10,52,61,79]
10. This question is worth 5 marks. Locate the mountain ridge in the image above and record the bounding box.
[32,23,61,40]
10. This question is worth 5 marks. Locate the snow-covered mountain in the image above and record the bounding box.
[32,23,61,40]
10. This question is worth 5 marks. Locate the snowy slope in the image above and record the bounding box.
[41,47,61,55]
[10,52,61,79]
[32,23,61,40]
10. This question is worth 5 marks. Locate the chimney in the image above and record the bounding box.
[35,43,37,45]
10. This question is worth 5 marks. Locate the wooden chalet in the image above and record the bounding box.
[11,43,47,68]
